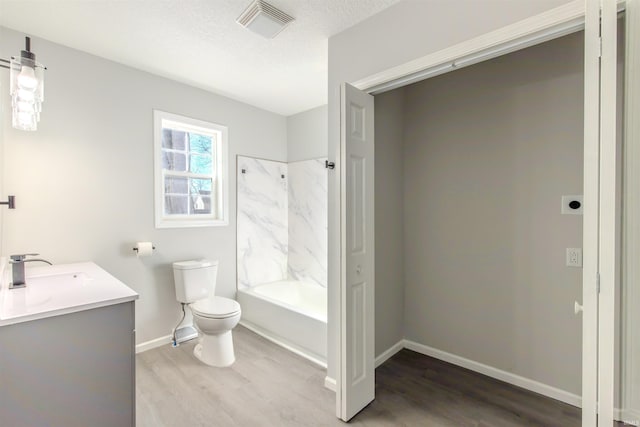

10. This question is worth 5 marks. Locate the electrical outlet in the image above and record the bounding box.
[566,248,582,267]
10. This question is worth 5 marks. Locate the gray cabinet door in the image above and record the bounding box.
[0,302,135,427]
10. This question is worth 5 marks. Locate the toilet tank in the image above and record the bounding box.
[172,259,218,303]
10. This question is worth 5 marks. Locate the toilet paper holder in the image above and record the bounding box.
[132,244,156,253]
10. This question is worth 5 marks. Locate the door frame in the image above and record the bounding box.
[622,1,640,424]
[595,0,619,423]
[334,0,622,423]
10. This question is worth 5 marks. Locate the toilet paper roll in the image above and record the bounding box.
[135,242,154,257]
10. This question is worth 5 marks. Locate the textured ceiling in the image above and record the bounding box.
[0,0,400,116]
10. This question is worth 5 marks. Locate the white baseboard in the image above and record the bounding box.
[324,376,336,392]
[375,340,404,367]
[615,408,623,422]
[240,320,327,368]
[618,408,640,426]
[322,341,402,393]
[136,334,172,354]
[403,339,582,408]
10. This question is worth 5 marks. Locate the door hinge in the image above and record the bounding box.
[596,272,601,294]
[598,37,603,58]
[325,161,336,170]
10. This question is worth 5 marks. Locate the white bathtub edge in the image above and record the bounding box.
[238,282,327,323]
[240,320,327,368]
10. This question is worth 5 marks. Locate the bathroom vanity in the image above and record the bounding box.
[0,261,138,427]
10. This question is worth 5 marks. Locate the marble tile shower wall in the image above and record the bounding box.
[236,156,327,289]
[288,159,328,287]
[237,156,289,289]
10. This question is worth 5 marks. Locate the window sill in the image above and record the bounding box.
[155,218,229,229]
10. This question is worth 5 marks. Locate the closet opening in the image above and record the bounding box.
[367,21,625,426]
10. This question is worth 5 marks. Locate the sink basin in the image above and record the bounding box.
[3,272,93,314]
[27,271,93,288]
[0,261,138,326]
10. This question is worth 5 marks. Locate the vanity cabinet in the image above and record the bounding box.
[0,301,135,427]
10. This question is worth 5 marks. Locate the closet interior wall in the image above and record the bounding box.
[375,31,589,397]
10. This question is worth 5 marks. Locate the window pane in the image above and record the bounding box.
[190,178,212,195]
[164,176,188,194]
[188,133,212,154]
[191,195,212,214]
[162,151,186,171]
[190,154,212,175]
[162,129,187,150]
[165,195,188,215]
[155,111,227,227]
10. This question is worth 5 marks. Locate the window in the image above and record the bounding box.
[154,110,228,228]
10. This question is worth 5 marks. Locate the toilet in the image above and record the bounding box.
[173,259,241,367]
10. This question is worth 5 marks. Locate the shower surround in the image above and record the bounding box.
[237,156,327,289]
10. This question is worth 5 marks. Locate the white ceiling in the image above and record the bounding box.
[0,0,400,116]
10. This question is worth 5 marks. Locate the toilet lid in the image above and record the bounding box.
[191,297,241,319]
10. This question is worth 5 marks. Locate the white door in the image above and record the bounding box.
[338,82,375,421]
[583,0,618,425]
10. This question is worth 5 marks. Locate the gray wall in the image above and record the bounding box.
[286,105,327,161]
[0,26,287,345]
[327,0,573,380]
[374,89,406,356]
[401,32,584,395]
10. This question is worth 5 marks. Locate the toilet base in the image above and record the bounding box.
[193,331,235,367]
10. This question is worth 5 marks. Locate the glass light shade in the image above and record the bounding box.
[16,88,35,102]
[17,66,38,90]
[13,110,37,131]
[10,57,45,131]
[34,63,44,102]
[16,101,35,112]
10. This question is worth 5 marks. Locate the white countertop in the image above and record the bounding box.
[0,260,138,327]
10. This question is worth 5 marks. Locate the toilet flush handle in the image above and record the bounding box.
[574,301,583,315]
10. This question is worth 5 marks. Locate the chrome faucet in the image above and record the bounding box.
[9,254,53,289]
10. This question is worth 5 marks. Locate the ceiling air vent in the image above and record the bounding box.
[237,0,295,39]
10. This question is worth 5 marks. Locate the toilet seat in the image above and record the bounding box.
[191,297,241,319]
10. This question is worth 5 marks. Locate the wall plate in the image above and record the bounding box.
[566,248,583,267]
[561,195,583,215]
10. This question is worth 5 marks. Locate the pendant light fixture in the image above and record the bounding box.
[0,36,46,131]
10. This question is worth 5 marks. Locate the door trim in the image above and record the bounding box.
[597,0,620,423]
[622,0,640,422]
[352,0,585,93]
[351,0,625,96]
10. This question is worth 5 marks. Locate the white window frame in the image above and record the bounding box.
[153,110,229,228]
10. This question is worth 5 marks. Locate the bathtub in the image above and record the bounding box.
[237,280,327,366]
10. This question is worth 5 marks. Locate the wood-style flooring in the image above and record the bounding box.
[136,325,601,426]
